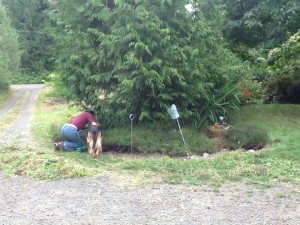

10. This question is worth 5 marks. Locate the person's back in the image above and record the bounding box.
[69,111,96,131]
[54,110,99,151]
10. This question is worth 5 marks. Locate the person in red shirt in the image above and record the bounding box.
[54,110,99,151]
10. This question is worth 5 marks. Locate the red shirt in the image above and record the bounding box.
[69,112,96,130]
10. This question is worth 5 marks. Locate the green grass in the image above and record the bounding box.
[232,104,300,160]
[0,88,299,188]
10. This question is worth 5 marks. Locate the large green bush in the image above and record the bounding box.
[53,0,249,129]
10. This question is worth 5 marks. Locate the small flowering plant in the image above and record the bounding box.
[238,79,250,98]
[238,79,262,103]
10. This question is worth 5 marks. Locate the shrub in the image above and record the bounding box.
[53,0,249,129]
[225,122,270,150]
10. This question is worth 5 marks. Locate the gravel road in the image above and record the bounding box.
[0,84,44,147]
[0,84,299,225]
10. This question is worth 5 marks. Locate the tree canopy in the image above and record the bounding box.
[1,0,298,126]
[222,0,300,58]
[1,0,54,80]
[0,2,20,91]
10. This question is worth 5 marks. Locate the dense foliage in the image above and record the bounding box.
[221,0,300,104]
[0,2,20,91]
[223,0,300,57]
[264,30,300,103]
[1,0,298,128]
[1,0,54,82]
[52,0,248,128]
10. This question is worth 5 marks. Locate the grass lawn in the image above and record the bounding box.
[0,87,299,188]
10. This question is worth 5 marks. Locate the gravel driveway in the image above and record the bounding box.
[0,84,44,147]
[0,85,299,225]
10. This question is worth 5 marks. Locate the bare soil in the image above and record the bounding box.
[0,84,299,225]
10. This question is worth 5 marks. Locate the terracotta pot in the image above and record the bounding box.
[209,124,230,138]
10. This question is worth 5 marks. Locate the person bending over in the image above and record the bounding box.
[54,109,100,151]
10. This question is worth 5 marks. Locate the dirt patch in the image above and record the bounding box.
[43,97,66,106]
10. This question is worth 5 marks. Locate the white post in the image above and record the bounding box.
[130,119,133,154]
[129,114,135,155]
[176,118,186,147]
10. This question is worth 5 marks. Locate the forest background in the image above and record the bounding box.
[0,0,299,129]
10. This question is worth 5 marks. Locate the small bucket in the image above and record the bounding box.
[167,104,179,120]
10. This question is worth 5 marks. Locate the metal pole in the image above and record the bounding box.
[129,114,135,155]
[176,118,186,147]
[130,119,133,155]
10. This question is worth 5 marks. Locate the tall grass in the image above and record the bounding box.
[0,88,299,187]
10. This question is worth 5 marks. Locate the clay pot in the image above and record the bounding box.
[209,124,230,138]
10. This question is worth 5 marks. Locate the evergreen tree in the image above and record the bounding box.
[53,0,248,127]
[1,0,54,82]
[0,2,20,91]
